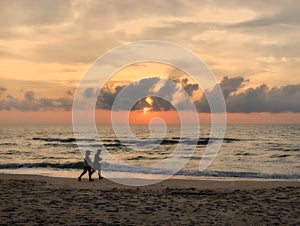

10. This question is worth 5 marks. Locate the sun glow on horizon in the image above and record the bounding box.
[143,97,154,114]
[143,107,151,114]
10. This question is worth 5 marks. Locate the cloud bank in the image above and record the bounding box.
[1,77,299,113]
[0,90,72,111]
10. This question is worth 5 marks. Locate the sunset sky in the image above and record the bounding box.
[0,0,299,125]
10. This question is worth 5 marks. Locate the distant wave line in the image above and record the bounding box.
[31,137,243,146]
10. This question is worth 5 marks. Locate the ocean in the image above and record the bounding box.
[0,124,299,181]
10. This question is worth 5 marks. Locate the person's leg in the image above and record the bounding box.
[90,168,95,176]
[88,167,94,181]
[98,170,103,179]
[78,168,87,181]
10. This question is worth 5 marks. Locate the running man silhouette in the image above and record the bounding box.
[78,150,94,181]
[92,149,104,180]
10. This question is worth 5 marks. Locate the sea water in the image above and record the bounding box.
[0,124,299,180]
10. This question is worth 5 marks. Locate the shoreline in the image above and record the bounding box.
[1,168,299,182]
[1,173,299,225]
[1,172,300,188]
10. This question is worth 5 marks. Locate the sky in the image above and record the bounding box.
[0,0,299,125]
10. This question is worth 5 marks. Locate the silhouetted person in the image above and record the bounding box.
[91,149,103,180]
[78,150,94,181]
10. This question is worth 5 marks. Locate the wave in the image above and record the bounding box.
[235,152,255,156]
[1,150,21,155]
[160,139,179,145]
[270,154,291,158]
[33,137,76,142]
[32,137,98,143]
[179,170,300,180]
[43,143,79,148]
[32,137,242,146]
[0,162,299,179]
[0,142,17,146]
[283,148,300,152]
[0,162,83,170]
[127,156,164,161]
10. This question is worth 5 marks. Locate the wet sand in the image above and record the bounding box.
[0,174,299,225]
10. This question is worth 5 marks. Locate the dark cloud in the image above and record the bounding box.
[219,76,246,99]
[94,76,300,113]
[55,98,73,111]
[0,86,7,94]
[0,91,72,111]
[38,98,55,110]
[83,88,96,98]
[37,97,72,111]
[182,83,199,97]
[227,84,300,113]
[196,76,300,113]
[96,77,160,110]
[96,86,120,110]
[24,91,35,102]
[156,79,178,102]
[0,92,39,111]
[195,76,245,113]
[132,97,175,111]
[95,77,198,111]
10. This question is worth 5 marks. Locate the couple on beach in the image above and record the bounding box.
[78,149,103,181]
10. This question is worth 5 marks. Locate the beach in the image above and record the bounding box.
[1,174,299,225]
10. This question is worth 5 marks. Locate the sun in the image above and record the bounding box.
[143,107,151,114]
[145,97,153,105]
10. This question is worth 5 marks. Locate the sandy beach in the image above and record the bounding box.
[0,174,299,225]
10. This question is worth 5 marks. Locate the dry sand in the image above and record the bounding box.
[0,174,299,225]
